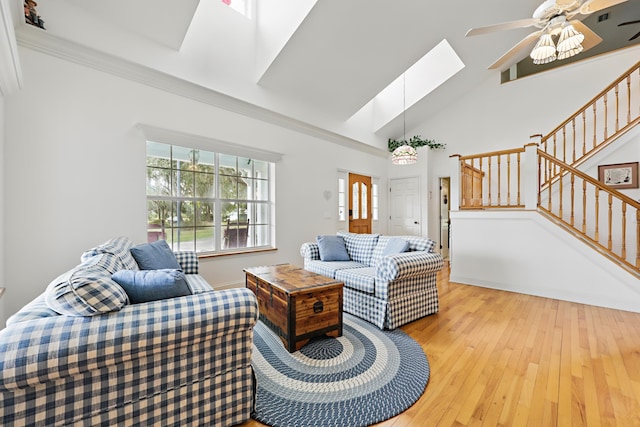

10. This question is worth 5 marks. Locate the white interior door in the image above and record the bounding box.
[389,177,421,235]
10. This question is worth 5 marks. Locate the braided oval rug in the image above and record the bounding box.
[251,313,430,427]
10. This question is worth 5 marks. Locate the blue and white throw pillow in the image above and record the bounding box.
[45,253,130,316]
[130,240,182,270]
[112,269,192,304]
[382,238,410,256]
[317,235,351,261]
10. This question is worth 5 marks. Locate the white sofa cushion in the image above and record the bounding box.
[304,260,364,279]
[335,267,377,295]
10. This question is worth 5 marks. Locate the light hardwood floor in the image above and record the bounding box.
[240,266,640,426]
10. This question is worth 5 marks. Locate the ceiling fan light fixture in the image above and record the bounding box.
[530,33,557,63]
[557,23,584,52]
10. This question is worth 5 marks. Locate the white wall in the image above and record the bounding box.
[450,210,640,313]
[0,94,5,326]
[2,47,388,318]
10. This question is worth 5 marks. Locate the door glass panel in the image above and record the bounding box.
[352,183,360,219]
[362,183,368,219]
[338,178,346,221]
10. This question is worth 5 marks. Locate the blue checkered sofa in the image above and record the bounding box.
[300,232,444,330]
[0,237,258,427]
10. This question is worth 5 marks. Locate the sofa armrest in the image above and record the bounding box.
[300,242,321,261]
[0,288,258,391]
[174,251,199,274]
[376,251,444,282]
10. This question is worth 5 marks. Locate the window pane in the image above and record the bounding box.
[252,225,269,247]
[195,201,214,226]
[219,154,238,175]
[195,150,214,173]
[178,169,195,197]
[372,183,378,221]
[362,183,368,219]
[223,222,249,249]
[194,172,215,198]
[176,201,195,226]
[172,146,192,164]
[338,178,345,221]
[252,202,269,224]
[352,183,359,219]
[195,227,215,252]
[254,160,268,179]
[238,157,252,177]
[222,201,242,223]
[147,167,172,196]
[238,178,248,199]
[254,179,268,201]
[147,199,171,225]
[146,141,171,168]
[170,228,194,252]
[220,175,237,199]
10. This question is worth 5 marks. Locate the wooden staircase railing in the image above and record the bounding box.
[540,61,640,185]
[456,147,526,209]
[538,151,640,272]
[452,60,640,275]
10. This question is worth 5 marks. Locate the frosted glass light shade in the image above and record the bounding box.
[557,24,584,53]
[530,33,556,64]
[392,145,418,165]
[557,44,584,60]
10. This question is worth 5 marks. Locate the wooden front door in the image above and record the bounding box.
[348,173,372,233]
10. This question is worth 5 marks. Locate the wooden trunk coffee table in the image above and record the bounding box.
[244,264,343,352]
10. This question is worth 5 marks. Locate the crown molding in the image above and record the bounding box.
[0,0,22,95]
[138,123,284,163]
[15,26,388,158]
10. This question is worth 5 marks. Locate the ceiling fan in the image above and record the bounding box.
[618,19,640,40]
[466,0,628,70]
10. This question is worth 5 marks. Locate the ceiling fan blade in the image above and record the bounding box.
[630,31,640,41]
[570,21,603,51]
[466,18,540,37]
[618,20,640,26]
[488,30,543,70]
[579,0,628,14]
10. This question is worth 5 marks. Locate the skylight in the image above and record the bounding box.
[222,0,253,18]
[359,39,465,132]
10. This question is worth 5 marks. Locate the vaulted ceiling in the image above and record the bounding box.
[13,0,640,148]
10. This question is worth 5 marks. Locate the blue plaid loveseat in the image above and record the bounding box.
[300,232,443,330]
[0,237,258,427]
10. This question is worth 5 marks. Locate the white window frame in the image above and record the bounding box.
[141,125,281,255]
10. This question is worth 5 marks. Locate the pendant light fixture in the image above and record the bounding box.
[391,73,418,165]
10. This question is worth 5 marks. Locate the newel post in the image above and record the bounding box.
[524,135,542,210]
[449,154,461,211]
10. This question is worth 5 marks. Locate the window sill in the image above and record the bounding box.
[198,247,277,259]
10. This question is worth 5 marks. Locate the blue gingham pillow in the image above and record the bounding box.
[45,253,129,316]
[370,235,436,266]
[174,251,199,274]
[81,236,139,271]
[337,232,379,265]
[403,235,436,252]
